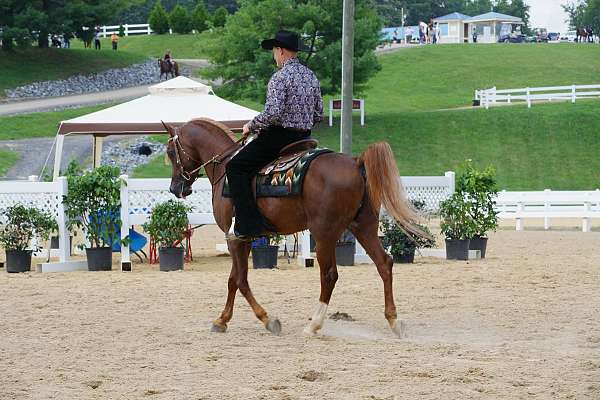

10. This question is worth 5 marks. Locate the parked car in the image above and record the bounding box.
[498,33,526,43]
[561,30,578,42]
[534,28,548,42]
[547,32,560,41]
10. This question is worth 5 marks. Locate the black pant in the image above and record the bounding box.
[226,126,309,234]
[94,39,101,50]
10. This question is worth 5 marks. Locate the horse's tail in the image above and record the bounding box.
[174,62,179,76]
[358,142,429,238]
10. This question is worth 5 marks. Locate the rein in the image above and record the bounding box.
[168,126,244,183]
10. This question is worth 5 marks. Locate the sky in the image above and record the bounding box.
[526,0,571,33]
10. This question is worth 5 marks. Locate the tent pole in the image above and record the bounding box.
[53,134,65,181]
[93,135,104,168]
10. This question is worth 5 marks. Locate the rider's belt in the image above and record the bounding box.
[273,126,311,136]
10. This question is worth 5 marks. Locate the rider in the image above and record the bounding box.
[164,50,173,69]
[226,30,323,240]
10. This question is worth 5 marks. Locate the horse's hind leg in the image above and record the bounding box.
[228,239,281,335]
[350,205,406,338]
[304,237,339,335]
[211,265,238,333]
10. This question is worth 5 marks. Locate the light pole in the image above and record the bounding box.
[340,0,354,155]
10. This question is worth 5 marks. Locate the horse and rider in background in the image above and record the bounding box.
[576,27,594,43]
[158,50,179,80]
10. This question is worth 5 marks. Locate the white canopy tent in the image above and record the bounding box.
[53,76,259,179]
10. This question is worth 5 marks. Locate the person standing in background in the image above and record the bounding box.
[111,32,119,50]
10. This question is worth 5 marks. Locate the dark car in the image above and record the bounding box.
[547,32,560,41]
[498,33,525,43]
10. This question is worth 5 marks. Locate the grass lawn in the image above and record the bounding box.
[366,44,600,112]
[0,104,114,140]
[71,33,213,59]
[0,48,145,97]
[0,150,19,176]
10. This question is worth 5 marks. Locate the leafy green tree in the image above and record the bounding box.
[563,1,587,29]
[211,5,228,27]
[0,0,127,50]
[170,4,192,33]
[201,0,382,101]
[148,0,170,34]
[583,0,600,33]
[191,1,210,32]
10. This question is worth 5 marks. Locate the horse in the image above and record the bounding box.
[163,118,426,338]
[576,27,589,43]
[158,58,179,80]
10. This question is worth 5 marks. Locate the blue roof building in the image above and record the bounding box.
[433,13,472,43]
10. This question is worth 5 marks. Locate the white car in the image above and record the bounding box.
[562,30,577,42]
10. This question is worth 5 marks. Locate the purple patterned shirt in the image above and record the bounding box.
[248,57,323,132]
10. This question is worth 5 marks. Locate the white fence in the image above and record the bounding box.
[0,173,455,271]
[496,190,600,232]
[475,84,600,109]
[100,24,154,37]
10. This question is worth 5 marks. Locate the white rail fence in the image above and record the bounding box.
[475,84,600,109]
[495,190,600,232]
[99,24,154,37]
[0,173,455,271]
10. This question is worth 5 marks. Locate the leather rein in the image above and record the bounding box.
[168,126,245,184]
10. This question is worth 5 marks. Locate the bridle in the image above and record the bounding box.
[167,126,245,184]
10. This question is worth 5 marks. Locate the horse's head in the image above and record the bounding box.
[163,122,197,199]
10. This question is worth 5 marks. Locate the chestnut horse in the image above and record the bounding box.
[158,58,179,80]
[164,118,423,337]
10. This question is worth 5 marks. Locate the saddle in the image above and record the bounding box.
[223,139,332,198]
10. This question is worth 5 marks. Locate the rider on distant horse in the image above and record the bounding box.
[226,30,323,240]
[164,50,173,69]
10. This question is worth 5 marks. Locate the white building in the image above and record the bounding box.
[433,12,471,44]
[464,12,524,43]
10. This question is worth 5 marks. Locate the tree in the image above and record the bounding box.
[169,4,192,33]
[563,1,587,30]
[191,1,210,32]
[211,5,228,27]
[201,0,382,101]
[148,0,170,34]
[0,0,128,50]
[583,0,600,33]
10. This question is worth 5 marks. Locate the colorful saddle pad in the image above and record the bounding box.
[223,148,332,198]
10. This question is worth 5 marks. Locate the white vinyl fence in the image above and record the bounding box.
[475,84,600,109]
[99,24,154,37]
[0,173,456,271]
[496,189,600,232]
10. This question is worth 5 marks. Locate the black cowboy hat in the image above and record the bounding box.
[261,30,310,52]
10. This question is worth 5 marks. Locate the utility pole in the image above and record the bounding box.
[340,0,354,155]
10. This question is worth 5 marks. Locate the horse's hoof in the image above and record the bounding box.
[211,323,227,333]
[266,318,282,336]
[390,319,407,338]
[303,326,318,336]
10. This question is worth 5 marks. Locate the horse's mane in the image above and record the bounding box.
[190,118,237,143]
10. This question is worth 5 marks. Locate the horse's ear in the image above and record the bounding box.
[161,121,173,137]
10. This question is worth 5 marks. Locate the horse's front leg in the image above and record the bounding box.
[228,239,282,335]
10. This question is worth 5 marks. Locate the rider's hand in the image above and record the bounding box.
[242,123,251,137]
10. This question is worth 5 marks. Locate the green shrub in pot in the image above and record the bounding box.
[439,193,476,261]
[63,165,123,271]
[0,205,57,272]
[142,200,191,271]
[456,160,499,258]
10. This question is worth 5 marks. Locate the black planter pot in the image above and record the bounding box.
[50,236,73,255]
[86,247,112,271]
[393,248,415,264]
[5,250,32,273]
[252,245,278,269]
[159,247,184,271]
[336,242,355,266]
[445,239,471,261]
[469,237,488,259]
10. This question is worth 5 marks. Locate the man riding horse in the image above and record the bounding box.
[226,30,323,240]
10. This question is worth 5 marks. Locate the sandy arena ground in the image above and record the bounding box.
[1,224,599,399]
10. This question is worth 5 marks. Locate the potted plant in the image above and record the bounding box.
[63,165,123,271]
[381,220,435,264]
[456,160,499,258]
[251,234,282,269]
[439,192,476,261]
[0,205,57,273]
[142,200,191,271]
[336,231,356,266]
